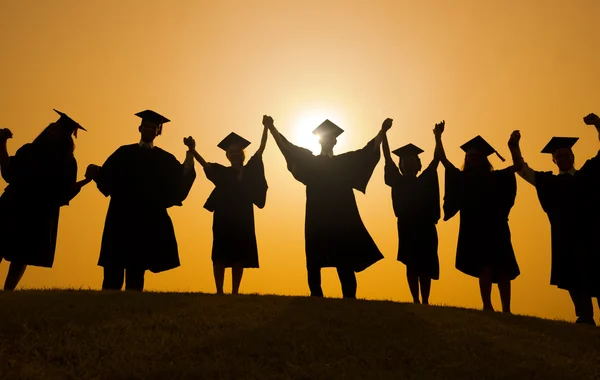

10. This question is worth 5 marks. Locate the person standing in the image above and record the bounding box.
[86,110,196,291]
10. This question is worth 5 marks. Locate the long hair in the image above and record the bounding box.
[33,123,75,157]
[462,155,493,172]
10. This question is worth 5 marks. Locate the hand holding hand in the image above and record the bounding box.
[381,118,393,132]
[584,113,600,127]
[85,164,101,180]
[433,120,445,136]
[183,136,196,150]
[262,115,274,129]
[508,130,521,148]
[0,128,13,141]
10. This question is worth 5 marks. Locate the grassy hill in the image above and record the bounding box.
[0,291,599,380]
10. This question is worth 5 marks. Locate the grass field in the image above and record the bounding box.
[0,291,599,379]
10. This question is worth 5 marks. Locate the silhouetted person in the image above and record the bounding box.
[265,116,388,299]
[574,112,600,318]
[435,123,520,313]
[383,122,441,305]
[0,110,91,290]
[86,110,196,291]
[509,131,595,325]
[186,118,268,295]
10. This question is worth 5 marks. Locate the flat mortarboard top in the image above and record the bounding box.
[53,109,86,138]
[312,119,344,138]
[218,132,251,151]
[392,143,424,158]
[460,135,505,162]
[541,137,578,154]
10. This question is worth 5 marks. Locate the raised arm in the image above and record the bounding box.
[263,115,287,153]
[584,113,600,142]
[433,120,454,169]
[183,136,210,169]
[0,128,13,169]
[255,117,269,157]
[382,131,393,164]
[374,118,393,151]
[508,130,536,186]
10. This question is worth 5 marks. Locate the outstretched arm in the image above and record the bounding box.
[433,121,454,169]
[508,130,535,185]
[382,131,393,164]
[255,119,269,157]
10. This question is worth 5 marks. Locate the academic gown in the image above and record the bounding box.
[534,171,588,291]
[385,160,440,279]
[0,143,80,267]
[276,135,383,272]
[204,154,268,268]
[443,166,520,283]
[95,144,196,273]
[575,150,600,296]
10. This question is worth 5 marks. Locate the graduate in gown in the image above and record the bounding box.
[265,115,388,299]
[186,117,268,294]
[575,112,600,313]
[0,110,91,290]
[435,122,520,313]
[509,131,595,324]
[383,122,441,305]
[86,110,196,291]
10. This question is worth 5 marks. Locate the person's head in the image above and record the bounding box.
[135,110,170,143]
[33,122,75,156]
[541,137,578,173]
[313,119,344,154]
[393,144,424,177]
[460,136,499,172]
[218,132,251,166]
[463,149,493,172]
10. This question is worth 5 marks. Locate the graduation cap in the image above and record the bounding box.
[135,110,170,135]
[53,109,86,138]
[217,132,251,151]
[541,137,578,154]
[312,119,344,139]
[392,143,424,158]
[460,135,505,162]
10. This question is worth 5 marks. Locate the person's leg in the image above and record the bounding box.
[419,276,432,305]
[232,264,244,295]
[406,266,420,304]
[479,267,494,311]
[102,266,125,291]
[569,290,595,325]
[125,267,145,291]
[307,265,324,297]
[498,278,512,314]
[4,262,27,291]
[213,262,226,295]
[336,266,357,299]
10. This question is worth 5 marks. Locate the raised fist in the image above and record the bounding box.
[583,113,600,127]
[433,120,445,136]
[382,118,393,132]
[508,130,521,148]
[183,136,196,150]
[262,115,274,128]
[0,128,13,141]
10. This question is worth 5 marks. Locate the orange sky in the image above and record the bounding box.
[1,0,599,321]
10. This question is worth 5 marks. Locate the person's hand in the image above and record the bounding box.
[508,130,521,148]
[433,120,445,136]
[583,113,600,127]
[183,136,196,150]
[262,115,274,129]
[382,118,393,132]
[0,128,13,141]
[85,164,101,180]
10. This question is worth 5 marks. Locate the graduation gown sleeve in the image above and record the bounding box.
[443,165,462,221]
[94,146,123,198]
[244,154,268,209]
[164,153,196,208]
[203,163,228,212]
